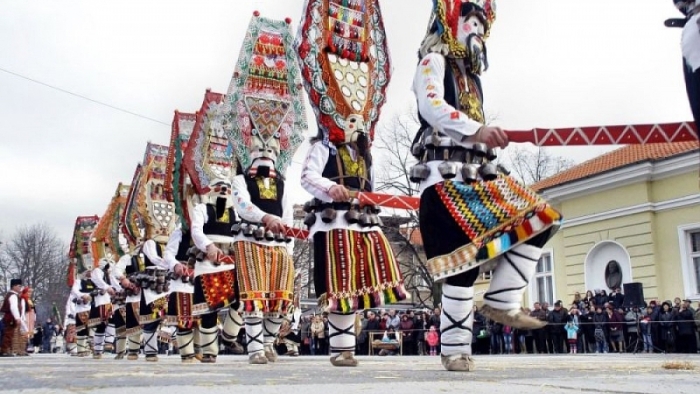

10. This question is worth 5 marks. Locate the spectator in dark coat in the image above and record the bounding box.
[547,301,567,353]
[675,300,697,354]
[659,302,676,353]
[609,288,625,310]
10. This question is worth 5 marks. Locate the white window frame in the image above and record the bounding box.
[528,248,556,308]
[678,223,700,301]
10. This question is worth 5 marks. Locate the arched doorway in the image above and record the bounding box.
[584,241,632,294]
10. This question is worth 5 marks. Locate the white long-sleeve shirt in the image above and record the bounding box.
[190,204,215,251]
[142,239,169,270]
[682,13,700,71]
[412,52,487,193]
[232,173,294,254]
[70,280,93,314]
[163,228,183,271]
[190,202,237,277]
[163,227,195,294]
[412,52,483,145]
[90,267,112,306]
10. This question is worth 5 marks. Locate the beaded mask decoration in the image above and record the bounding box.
[226,12,307,177]
[182,90,236,207]
[69,215,100,276]
[136,143,174,244]
[296,0,391,148]
[166,110,196,230]
[428,0,496,59]
[91,183,130,267]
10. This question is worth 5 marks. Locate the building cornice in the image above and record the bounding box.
[562,194,700,229]
[541,152,699,203]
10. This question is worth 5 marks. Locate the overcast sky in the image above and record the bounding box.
[0,0,693,245]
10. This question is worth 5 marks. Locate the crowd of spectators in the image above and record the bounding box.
[289,288,700,356]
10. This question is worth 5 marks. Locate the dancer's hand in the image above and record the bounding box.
[262,214,285,234]
[329,185,350,202]
[173,263,186,277]
[106,287,115,296]
[206,244,223,262]
[468,126,509,149]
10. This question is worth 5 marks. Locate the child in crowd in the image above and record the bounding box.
[426,326,439,356]
[565,321,579,354]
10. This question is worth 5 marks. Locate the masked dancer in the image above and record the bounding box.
[411,0,561,371]
[297,0,406,367]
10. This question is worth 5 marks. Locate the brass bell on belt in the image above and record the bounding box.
[497,164,511,176]
[231,222,241,235]
[303,211,316,227]
[244,224,256,237]
[369,214,379,227]
[265,230,275,241]
[275,232,286,243]
[344,206,360,224]
[479,162,498,181]
[461,163,479,184]
[409,163,430,183]
[321,207,337,223]
[254,226,265,241]
[437,148,458,179]
[359,207,371,227]
[303,200,315,213]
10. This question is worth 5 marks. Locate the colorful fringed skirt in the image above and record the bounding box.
[125,292,167,336]
[87,303,113,328]
[313,229,406,313]
[232,241,295,315]
[166,291,198,329]
[420,177,562,282]
[192,271,238,316]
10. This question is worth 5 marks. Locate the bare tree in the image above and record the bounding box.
[292,238,314,300]
[0,223,68,321]
[507,146,575,185]
[374,106,438,307]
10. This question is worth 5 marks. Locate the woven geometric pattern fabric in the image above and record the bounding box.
[68,215,100,278]
[166,111,196,230]
[233,241,295,314]
[227,14,307,176]
[435,176,542,245]
[427,178,561,281]
[320,228,406,313]
[91,183,130,266]
[182,91,235,199]
[135,143,175,241]
[295,0,391,145]
[200,270,237,311]
[120,164,145,249]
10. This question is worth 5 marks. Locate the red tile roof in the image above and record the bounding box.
[399,226,424,246]
[531,142,699,192]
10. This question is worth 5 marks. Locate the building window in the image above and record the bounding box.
[679,225,700,300]
[532,251,554,306]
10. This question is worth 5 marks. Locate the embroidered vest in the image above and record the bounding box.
[0,291,20,319]
[79,279,96,293]
[125,243,164,275]
[175,231,192,262]
[244,176,284,217]
[203,205,236,236]
[321,145,372,193]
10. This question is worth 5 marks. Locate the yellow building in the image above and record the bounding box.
[523,142,700,308]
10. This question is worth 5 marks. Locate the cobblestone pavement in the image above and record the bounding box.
[1,353,699,393]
